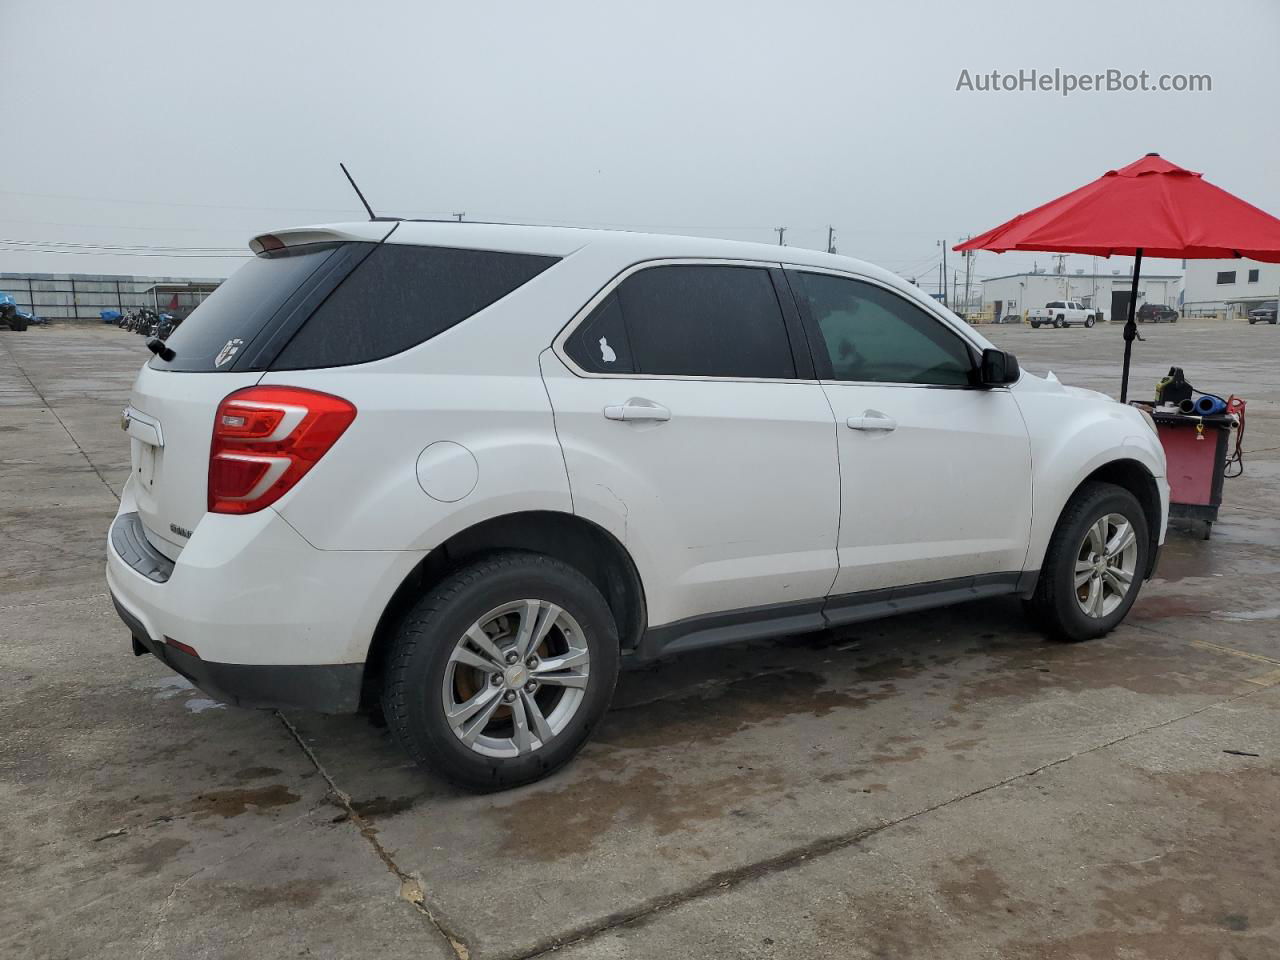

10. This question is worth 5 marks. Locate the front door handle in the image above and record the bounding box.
[603,398,671,422]
[846,412,897,432]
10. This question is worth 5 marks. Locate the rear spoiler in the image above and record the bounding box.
[249,222,398,256]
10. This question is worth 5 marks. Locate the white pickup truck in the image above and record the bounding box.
[1027,300,1100,329]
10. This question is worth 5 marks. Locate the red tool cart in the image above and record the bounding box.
[1140,399,1245,540]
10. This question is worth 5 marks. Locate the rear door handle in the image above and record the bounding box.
[603,398,671,422]
[846,412,897,432]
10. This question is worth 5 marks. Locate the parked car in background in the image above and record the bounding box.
[1027,300,1099,328]
[108,222,1169,790]
[1137,303,1179,323]
[1247,301,1278,324]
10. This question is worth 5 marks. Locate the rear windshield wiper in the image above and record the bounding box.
[146,338,176,362]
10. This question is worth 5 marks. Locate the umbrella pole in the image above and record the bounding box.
[1119,248,1144,403]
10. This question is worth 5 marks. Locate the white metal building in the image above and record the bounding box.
[1182,258,1280,318]
[980,270,1183,323]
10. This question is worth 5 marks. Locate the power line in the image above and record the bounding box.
[0,238,243,253]
[0,240,250,258]
[0,187,363,216]
[0,217,238,234]
[1,248,251,258]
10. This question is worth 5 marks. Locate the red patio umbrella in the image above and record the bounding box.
[956,153,1280,402]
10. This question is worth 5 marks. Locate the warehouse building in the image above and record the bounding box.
[1182,258,1280,318]
[981,270,1183,323]
[0,272,221,322]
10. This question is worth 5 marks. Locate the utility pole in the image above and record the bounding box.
[826,226,837,254]
[961,240,973,318]
[938,239,949,308]
[775,227,787,246]
[452,212,466,222]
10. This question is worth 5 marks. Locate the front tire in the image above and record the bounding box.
[1085,316,1096,328]
[381,552,620,791]
[1025,482,1149,642]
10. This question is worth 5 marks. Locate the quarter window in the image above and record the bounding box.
[791,272,975,386]
[565,292,634,374]
[567,264,796,379]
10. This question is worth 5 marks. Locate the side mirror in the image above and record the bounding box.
[979,348,1020,386]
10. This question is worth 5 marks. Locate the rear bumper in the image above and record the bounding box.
[113,592,363,712]
[107,477,426,712]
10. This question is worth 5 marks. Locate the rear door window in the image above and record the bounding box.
[571,264,795,379]
[270,244,558,370]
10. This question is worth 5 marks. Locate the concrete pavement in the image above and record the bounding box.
[2,320,1277,959]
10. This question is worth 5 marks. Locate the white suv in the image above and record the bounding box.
[108,222,1169,789]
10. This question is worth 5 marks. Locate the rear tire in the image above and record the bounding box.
[1025,482,1149,643]
[1031,321,1041,329]
[381,551,620,791]
[1054,316,1066,328]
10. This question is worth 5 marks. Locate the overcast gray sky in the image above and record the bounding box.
[2,0,1277,290]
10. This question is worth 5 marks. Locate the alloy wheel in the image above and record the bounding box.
[441,600,590,759]
[1074,513,1138,618]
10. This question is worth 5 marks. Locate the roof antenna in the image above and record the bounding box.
[339,162,377,221]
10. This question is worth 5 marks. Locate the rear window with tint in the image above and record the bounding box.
[269,244,559,370]
[154,245,340,372]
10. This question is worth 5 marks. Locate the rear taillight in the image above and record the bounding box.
[209,386,356,515]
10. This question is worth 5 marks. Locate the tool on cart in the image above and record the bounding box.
[1154,367,1192,407]
[1138,374,1246,540]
